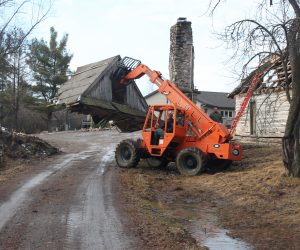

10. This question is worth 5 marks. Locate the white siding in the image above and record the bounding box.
[146,92,203,108]
[198,102,235,128]
[146,92,235,128]
[235,91,289,137]
[145,92,167,105]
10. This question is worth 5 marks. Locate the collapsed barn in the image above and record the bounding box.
[229,54,292,143]
[57,56,148,132]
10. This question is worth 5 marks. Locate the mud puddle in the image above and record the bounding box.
[165,200,252,250]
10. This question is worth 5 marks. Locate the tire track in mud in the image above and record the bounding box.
[0,146,98,231]
[65,144,132,250]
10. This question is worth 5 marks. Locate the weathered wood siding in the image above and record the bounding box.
[82,59,148,113]
[86,74,112,102]
[126,83,147,112]
[58,56,118,104]
[58,55,148,132]
[235,91,289,137]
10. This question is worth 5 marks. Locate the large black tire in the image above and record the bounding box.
[146,157,169,168]
[115,139,140,168]
[176,148,207,176]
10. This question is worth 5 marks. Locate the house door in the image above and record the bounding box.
[250,101,256,135]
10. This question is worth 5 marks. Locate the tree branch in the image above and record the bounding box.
[288,0,300,17]
[0,1,28,37]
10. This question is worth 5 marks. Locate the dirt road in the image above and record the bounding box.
[2,130,299,250]
[0,130,136,250]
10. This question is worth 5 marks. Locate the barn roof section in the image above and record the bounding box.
[58,55,119,104]
[195,91,235,109]
[57,55,148,132]
[228,53,292,98]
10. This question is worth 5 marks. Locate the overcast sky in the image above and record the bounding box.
[34,0,255,95]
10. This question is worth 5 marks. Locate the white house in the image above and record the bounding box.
[234,91,289,138]
[228,53,291,142]
[144,90,235,128]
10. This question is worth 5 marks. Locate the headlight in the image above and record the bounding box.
[232,149,239,156]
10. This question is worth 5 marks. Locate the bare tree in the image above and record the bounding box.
[210,0,300,177]
[0,0,52,130]
[0,0,52,58]
[7,28,28,130]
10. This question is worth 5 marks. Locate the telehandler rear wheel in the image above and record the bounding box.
[115,139,140,168]
[176,147,207,176]
[146,157,169,168]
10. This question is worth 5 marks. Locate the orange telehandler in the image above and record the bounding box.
[114,57,242,175]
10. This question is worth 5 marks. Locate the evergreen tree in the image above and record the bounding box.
[27,27,72,102]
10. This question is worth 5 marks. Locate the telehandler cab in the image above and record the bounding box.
[114,57,242,175]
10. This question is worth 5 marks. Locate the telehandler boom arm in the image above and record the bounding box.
[114,57,242,175]
[120,63,230,144]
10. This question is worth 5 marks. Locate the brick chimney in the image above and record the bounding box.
[169,18,194,97]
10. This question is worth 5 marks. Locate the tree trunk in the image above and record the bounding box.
[12,59,17,131]
[47,111,52,132]
[283,89,300,176]
[282,18,300,176]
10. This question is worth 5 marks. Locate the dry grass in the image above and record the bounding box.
[0,158,32,182]
[118,166,205,250]
[118,145,300,250]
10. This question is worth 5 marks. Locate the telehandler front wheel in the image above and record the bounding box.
[115,139,140,168]
[176,147,207,176]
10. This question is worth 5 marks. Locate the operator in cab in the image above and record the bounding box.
[152,120,164,145]
[167,113,174,132]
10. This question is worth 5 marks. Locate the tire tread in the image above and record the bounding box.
[115,139,140,168]
[176,147,207,176]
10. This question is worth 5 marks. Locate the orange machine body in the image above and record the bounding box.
[122,63,242,162]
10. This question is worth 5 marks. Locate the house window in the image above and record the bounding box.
[220,110,233,118]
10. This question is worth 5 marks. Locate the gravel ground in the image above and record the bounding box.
[1,130,299,250]
[0,130,138,250]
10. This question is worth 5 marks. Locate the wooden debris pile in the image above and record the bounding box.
[0,128,58,161]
